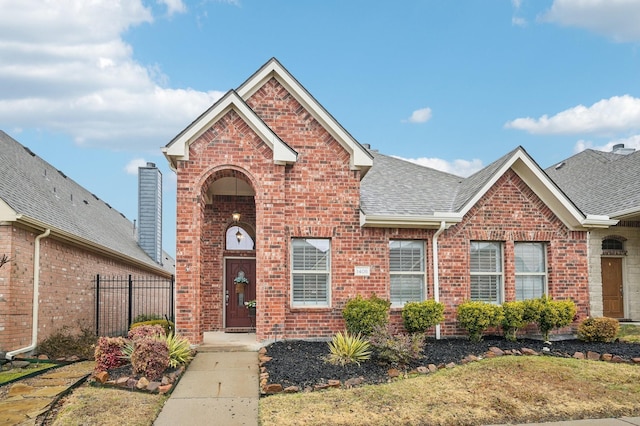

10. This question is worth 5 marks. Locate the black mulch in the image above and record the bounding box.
[263,336,640,390]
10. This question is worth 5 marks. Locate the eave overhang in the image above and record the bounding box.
[163,90,298,171]
[360,211,462,229]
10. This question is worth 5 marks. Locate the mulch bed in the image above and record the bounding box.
[263,336,640,390]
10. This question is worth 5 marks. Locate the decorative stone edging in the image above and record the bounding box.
[259,345,640,396]
[90,366,184,395]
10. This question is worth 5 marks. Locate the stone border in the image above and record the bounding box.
[259,345,640,395]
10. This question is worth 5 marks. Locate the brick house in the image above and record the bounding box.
[163,58,615,344]
[0,131,174,358]
[546,146,640,322]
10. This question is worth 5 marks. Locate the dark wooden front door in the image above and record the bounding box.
[602,257,624,318]
[225,258,256,329]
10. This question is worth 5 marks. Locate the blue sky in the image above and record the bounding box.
[1,0,640,258]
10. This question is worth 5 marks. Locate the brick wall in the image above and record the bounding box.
[173,77,590,343]
[0,223,170,352]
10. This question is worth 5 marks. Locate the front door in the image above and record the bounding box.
[225,258,256,329]
[602,257,624,318]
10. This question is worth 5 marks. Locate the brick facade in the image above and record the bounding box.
[0,223,171,352]
[172,76,590,344]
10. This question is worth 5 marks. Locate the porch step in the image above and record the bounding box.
[197,331,263,353]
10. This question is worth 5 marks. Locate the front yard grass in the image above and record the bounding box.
[618,324,640,343]
[259,356,640,426]
[0,362,57,385]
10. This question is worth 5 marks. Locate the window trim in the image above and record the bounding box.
[290,238,331,308]
[514,242,548,301]
[389,239,426,307]
[469,241,504,304]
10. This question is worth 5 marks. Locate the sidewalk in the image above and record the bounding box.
[503,419,640,426]
[153,333,262,426]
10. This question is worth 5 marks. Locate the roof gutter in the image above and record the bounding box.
[360,212,462,229]
[432,221,446,340]
[581,215,619,229]
[6,228,50,360]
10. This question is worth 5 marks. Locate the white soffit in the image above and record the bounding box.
[163,90,297,168]
[237,58,373,173]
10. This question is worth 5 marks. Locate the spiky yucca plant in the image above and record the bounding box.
[158,333,194,368]
[326,331,371,366]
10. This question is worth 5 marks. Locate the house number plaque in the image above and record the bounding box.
[354,266,370,276]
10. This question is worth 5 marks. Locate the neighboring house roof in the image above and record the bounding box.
[545,149,640,220]
[163,58,373,176]
[0,131,172,275]
[360,146,616,230]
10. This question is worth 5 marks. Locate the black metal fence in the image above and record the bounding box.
[95,274,174,337]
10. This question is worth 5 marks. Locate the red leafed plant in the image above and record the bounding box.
[130,338,170,381]
[94,336,127,372]
[127,324,166,341]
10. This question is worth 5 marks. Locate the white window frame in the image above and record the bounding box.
[389,240,426,307]
[514,242,548,300]
[291,238,331,307]
[470,241,504,304]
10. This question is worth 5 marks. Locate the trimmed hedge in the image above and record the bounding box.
[402,300,445,333]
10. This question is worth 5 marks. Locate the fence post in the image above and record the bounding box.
[95,274,100,336]
[128,274,133,330]
[170,275,175,323]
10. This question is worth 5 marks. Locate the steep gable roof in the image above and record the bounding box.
[164,58,373,175]
[0,131,170,274]
[545,149,640,220]
[360,146,614,230]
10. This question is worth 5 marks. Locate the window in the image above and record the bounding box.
[291,239,330,307]
[470,241,502,303]
[389,240,425,306]
[225,225,255,250]
[515,242,547,300]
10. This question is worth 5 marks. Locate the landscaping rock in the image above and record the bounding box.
[416,366,429,374]
[8,383,36,397]
[521,347,538,355]
[573,352,585,359]
[284,386,299,393]
[388,368,400,378]
[158,384,172,394]
[428,364,438,373]
[602,354,613,362]
[587,351,600,360]
[489,347,504,356]
[264,383,283,394]
[328,379,341,388]
[146,381,160,393]
[94,371,109,384]
[136,377,150,389]
[11,361,30,369]
[345,377,364,388]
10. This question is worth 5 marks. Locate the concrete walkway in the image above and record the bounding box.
[154,333,262,426]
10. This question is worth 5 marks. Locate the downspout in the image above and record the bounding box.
[6,228,50,360]
[432,221,446,340]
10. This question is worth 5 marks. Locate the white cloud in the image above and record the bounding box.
[403,107,432,124]
[505,95,640,135]
[542,0,640,42]
[574,135,640,153]
[0,0,223,152]
[125,158,149,175]
[158,0,187,16]
[511,0,527,26]
[396,156,483,177]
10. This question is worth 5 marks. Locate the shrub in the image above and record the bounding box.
[130,319,174,335]
[325,331,372,366]
[342,294,391,336]
[161,333,194,368]
[535,296,576,341]
[522,298,544,324]
[578,317,620,342]
[401,300,445,333]
[94,336,127,372]
[501,301,528,342]
[37,324,97,359]
[128,324,166,341]
[133,313,164,323]
[368,325,425,365]
[130,338,170,380]
[456,301,503,342]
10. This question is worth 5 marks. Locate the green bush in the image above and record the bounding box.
[325,331,372,366]
[522,298,544,324]
[501,301,528,342]
[130,319,174,336]
[578,317,620,342]
[342,294,391,336]
[132,313,164,323]
[535,296,576,341]
[130,338,170,381]
[37,324,97,359]
[401,300,445,333]
[456,301,503,342]
[368,325,425,365]
[94,336,127,372]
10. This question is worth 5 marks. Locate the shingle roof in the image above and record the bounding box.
[360,152,462,216]
[0,130,170,273]
[545,149,640,217]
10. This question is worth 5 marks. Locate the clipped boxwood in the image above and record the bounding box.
[342,294,391,336]
[578,317,620,342]
[130,319,174,336]
[535,296,576,341]
[456,301,503,342]
[402,300,445,333]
